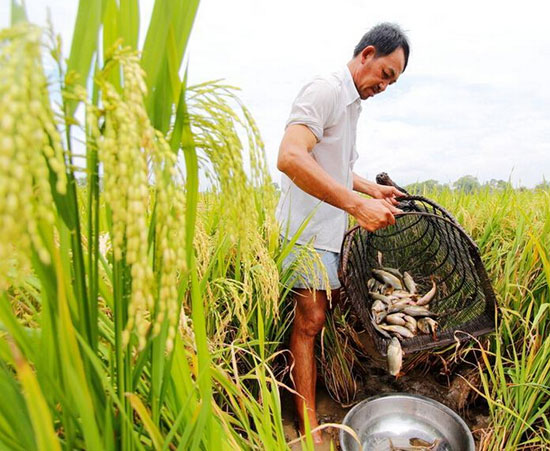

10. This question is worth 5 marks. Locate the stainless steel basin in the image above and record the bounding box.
[340,393,475,451]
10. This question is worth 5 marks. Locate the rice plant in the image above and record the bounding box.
[429,188,550,449]
[0,1,300,449]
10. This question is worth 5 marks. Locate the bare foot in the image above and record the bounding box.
[298,411,322,440]
[312,429,323,444]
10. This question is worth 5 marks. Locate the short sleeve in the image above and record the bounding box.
[285,79,337,142]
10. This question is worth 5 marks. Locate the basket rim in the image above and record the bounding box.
[338,198,478,283]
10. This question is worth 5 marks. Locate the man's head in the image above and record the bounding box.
[348,23,410,100]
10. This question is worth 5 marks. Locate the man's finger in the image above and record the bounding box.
[388,204,403,214]
[388,196,399,206]
[392,187,406,196]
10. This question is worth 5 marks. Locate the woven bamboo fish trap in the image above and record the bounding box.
[338,173,497,355]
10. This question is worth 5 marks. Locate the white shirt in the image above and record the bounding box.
[276,66,362,253]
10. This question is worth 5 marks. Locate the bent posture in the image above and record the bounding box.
[276,23,410,444]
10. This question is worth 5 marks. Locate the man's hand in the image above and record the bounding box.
[368,184,406,206]
[347,196,402,232]
[352,173,406,206]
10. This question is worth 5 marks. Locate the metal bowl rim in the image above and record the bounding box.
[338,392,474,450]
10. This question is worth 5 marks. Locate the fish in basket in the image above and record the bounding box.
[338,173,497,375]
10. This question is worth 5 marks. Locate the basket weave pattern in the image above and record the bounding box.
[338,194,496,355]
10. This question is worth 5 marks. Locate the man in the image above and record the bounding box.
[276,23,410,444]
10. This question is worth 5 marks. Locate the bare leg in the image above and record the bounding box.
[290,288,328,443]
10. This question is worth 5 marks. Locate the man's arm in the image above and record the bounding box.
[352,173,405,206]
[277,125,400,232]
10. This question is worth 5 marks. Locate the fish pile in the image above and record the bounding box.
[367,260,439,377]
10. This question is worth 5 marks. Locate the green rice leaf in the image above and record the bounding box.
[10,0,27,25]
[66,0,105,115]
[12,345,61,451]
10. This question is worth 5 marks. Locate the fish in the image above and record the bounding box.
[387,337,403,376]
[371,315,391,338]
[417,317,439,340]
[371,299,387,313]
[389,295,417,305]
[416,276,437,306]
[372,269,403,290]
[403,271,417,294]
[369,292,393,305]
[402,306,437,317]
[373,280,386,293]
[409,438,434,447]
[373,310,388,324]
[367,277,377,291]
[388,300,416,314]
[391,290,418,299]
[386,436,444,450]
[380,266,404,281]
[386,313,406,326]
[380,324,415,339]
[403,315,417,333]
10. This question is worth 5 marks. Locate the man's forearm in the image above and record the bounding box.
[352,173,378,196]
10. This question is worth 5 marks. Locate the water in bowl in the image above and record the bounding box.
[360,412,452,450]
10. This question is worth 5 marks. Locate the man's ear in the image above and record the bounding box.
[361,45,376,62]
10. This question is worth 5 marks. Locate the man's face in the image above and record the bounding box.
[353,46,406,100]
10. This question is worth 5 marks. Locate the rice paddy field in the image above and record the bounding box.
[1,1,549,450]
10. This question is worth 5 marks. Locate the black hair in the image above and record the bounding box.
[353,23,410,71]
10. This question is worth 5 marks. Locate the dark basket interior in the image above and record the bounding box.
[338,195,497,355]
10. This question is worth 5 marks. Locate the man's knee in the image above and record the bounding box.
[295,306,326,337]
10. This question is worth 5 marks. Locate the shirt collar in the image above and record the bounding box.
[343,65,361,106]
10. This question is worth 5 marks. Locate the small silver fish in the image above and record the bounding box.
[380,266,404,281]
[386,313,407,326]
[372,316,391,338]
[372,269,403,290]
[373,310,388,324]
[373,280,386,293]
[391,290,418,300]
[403,306,437,317]
[369,292,393,305]
[417,317,439,340]
[408,437,445,450]
[409,437,434,447]
[367,277,377,291]
[403,315,417,333]
[388,436,443,450]
[416,276,437,306]
[388,300,415,314]
[387,337,403,377]
[403,271,417,294]
[371,299,387,313]
[380,324,415,339]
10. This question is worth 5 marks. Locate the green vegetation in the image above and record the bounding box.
[0,1,296,449]
[431,188,550,449]
[1,1,549,450]
[405,176,547,195]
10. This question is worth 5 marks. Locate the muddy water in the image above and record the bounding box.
[281,331,489,450]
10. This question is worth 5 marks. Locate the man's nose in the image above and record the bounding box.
[378,81,388,93]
